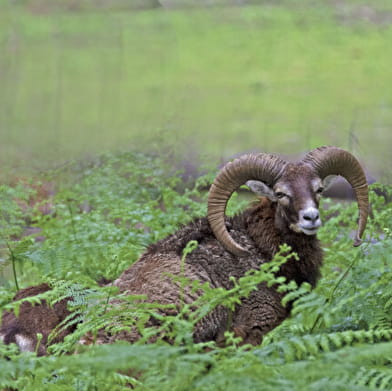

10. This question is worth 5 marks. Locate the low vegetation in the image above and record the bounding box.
[0,151,391,390]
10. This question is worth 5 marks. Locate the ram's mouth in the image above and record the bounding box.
[299,226,320,236]
[290,223,321,236]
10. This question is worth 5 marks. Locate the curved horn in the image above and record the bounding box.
[208,153,286,256]
[302,146,369,246]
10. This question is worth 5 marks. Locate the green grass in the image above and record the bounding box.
[1,1,392,181]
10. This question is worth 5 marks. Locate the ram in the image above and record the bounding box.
[0,146,369,353]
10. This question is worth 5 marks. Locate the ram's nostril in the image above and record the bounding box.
[302,209,319,222]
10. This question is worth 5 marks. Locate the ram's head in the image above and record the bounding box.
[208,146,369,256]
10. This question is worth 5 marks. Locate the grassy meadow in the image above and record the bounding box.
[1,0,392,180]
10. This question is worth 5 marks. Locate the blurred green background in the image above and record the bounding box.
[1,0,391,181]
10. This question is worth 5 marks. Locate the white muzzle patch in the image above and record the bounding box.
[298,205,321,235]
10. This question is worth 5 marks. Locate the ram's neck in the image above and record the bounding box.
[244,198,323,287]
[279,231,323,287]
[242,198,280,257]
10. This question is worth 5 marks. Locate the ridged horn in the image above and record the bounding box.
[208,153,286,256]
[302,146,369,247]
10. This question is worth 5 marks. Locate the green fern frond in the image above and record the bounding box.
[259,329,392,363]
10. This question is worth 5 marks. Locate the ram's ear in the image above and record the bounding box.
[322,175,338,192]
[246,180,277,201]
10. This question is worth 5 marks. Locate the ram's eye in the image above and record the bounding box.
[316,187,324,194]
[275,192,287,199]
